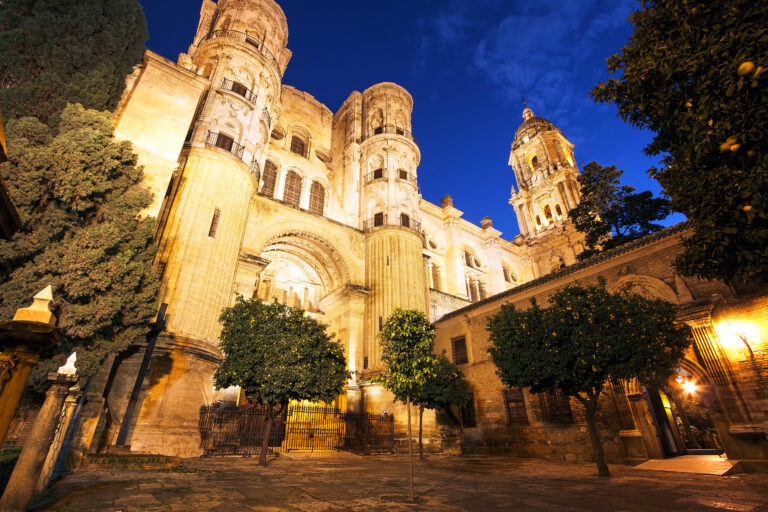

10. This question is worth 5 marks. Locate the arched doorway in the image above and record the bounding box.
[645,359,722,457]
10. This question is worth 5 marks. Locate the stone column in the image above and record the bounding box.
[35,384,81,493]
[0,350,40,445]
[0,373,76,512]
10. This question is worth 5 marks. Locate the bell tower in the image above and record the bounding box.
[509,107,581,238]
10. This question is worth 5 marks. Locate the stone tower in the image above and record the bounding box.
[509,107,581,237]
[129,0,291,455]
[359,83,426,372]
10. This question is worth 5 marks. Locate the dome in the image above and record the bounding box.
[514,107,558,140]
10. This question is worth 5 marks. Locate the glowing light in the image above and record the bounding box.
[682,380,697,395]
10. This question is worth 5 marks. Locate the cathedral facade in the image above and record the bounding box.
[105,0,586,457]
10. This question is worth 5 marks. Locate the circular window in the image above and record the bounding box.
[428,239,438,250]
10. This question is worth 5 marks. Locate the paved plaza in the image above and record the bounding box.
[29,454,768,511]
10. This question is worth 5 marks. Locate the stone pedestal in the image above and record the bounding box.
[0,373,75,512]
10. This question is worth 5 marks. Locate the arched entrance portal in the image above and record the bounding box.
[242,232,367,400]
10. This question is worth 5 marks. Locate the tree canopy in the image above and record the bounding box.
[214,298,348,465]
[377,308,437,500]
[487,282,691,476]
[569,161,671,258]
[214,298,348,408]
[0,105,159,382]
[0,0,148,124]
[591,0,767,284]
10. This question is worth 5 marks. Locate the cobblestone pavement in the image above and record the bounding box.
[30,454,768,511]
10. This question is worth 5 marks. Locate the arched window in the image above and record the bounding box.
[544,204,553,221]
[290,136,307,157]
[531,155,540,170]
[308,181,324,215]
[555,204,563,217]
[432,265,441,291]
[464,251,473,267]
[283,171,302,208]
[261,160,277,197]
[503,266,512,283]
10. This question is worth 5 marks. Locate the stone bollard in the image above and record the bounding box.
[0,372,76,512]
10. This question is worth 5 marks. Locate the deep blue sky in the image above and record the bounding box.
[137,0,681,238]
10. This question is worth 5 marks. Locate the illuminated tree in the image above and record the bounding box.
[214,298,348,466]
[591,0,767,284]
[377,308,436,500]
[487,282,691,477]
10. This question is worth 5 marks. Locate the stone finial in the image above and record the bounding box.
[440,195,453,208]
[523,107,534,120]
[481,216,493,229]
[12,286,56,326]
[56,352,77,376]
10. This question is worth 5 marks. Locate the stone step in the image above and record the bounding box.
[84,452,182,470]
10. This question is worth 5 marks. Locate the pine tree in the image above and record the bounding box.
[0,105,159,383]
[0,0,147,124]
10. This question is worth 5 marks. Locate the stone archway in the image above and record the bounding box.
[609,274,679,304]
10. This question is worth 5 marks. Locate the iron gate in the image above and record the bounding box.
[199,404,394,456]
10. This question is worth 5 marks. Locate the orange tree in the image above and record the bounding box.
[591,0,767,284]
[487,282,691,477]
[214,298,348,466]
[413,354,470,459]
[377,308,436,501]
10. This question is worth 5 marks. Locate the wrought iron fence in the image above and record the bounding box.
[221,78,257,103]
[360,125,419,146]
[199,30,282,76]
[206,131,245,160]
[199,404,394,456]
[250,160,261,182]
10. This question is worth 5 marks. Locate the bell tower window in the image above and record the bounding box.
[544,205,553,222]
[555,204,563,217]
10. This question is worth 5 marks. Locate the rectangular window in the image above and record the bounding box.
[215,133,234,152]
[373,212,384,227]
[373,168,384,180]
[208,208,221,238]
[400,213,410,228]
[230,81,248,98]
[399,169,408,180]
[460,392,476,428]
[503,388,529,425]
[540,390,573,424]
[451,336,468,365]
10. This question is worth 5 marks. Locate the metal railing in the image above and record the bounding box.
[221,78,257,103]
[250,160,261,182]
[198,30,282,75]
[396,169,417,184]
[198,404,394,456]
[262,107,271,127]
[363,213,422,234]
[206,131,245,159]
[360,124,419,146]
[364,168,388,184]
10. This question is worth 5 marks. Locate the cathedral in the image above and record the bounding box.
[103,0,586,456]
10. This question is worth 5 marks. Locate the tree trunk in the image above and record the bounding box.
[419,404,424,460]
[581,395,610,477]
[407,394,414,501]
[259,408,272,467]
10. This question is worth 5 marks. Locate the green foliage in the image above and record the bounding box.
[487,283,691,398]
[376,309,437,401]
[569,161,671,258]
[0,448,21,495]
[414,355,470,411]
[0,0,148,124]
[214,298,348,409]
[0,104,159,381]
[591,0,768,283]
